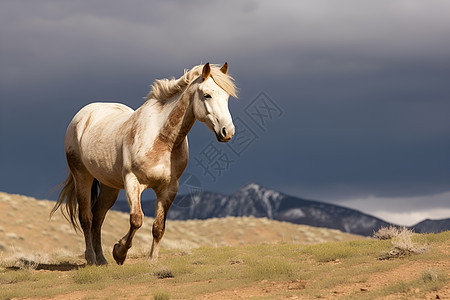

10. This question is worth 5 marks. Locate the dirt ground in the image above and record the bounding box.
[26,254,449,300]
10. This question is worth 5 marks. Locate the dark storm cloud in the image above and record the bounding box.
[3,0,450,85]
[1,0,449,223]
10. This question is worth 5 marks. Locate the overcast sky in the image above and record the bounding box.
[1,0,449,226]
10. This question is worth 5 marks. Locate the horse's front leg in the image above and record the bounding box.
[113,173,144,265]
[149,180,178,262]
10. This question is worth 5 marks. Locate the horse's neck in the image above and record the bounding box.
[137,90,195,149]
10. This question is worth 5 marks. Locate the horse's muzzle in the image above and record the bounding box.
[216,125,234,142]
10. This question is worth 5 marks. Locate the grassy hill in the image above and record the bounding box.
[0,191,361,257]
[1,192,449,299]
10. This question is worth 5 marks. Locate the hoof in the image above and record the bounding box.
[96,255,108,266]
[113,243,127,265]
[85,251,96,265]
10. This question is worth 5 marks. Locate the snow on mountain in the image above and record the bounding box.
[112,183,448,236]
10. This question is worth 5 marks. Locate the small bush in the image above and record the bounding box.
[422,269,439,282]
[154,268,174,279]
[379,227,428,260]
[12,258,39,270]
[374,225,400,240]
[153,291,170,300]
[393,228,427,252]
[392,227,414,248]
[0,252,49,271]
[420,269,447,292]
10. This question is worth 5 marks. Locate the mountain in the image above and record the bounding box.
[113,183,395,236]
[412,218,450,234]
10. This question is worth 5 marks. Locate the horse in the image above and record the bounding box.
[51,62,237,265]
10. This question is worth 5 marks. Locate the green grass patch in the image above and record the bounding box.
[244,256,295,281]
[72,261,156,285]
[73,266,106,284]
[0,269,69,299]
[0,269,35,284]
[110,262,153,280]
[302,239,392,262]
[413,230,450,244]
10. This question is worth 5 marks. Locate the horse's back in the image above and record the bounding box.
[72,102,133,125]
[64,102,135,188]
[68,102,133,138]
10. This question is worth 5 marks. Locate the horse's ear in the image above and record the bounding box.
[202,62,211,80]
[220,62,228,74]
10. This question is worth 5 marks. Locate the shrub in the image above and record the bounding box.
[154,268,174,279]
[379,227,428,260]
[1,252,49,271]
[153,291,170,300]
[373,225,400,240]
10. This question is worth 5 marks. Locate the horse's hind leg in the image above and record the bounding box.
[113,173,144,265]
[72,173,96,265]
[91,184,120,265]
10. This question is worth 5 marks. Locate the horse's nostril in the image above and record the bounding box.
[221,127,227,137]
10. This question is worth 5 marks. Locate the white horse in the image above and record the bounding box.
[51,63,237,265]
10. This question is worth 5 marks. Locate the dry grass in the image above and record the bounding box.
[378,226,429,260]
[392,227,428,252]
[373,225,400,240]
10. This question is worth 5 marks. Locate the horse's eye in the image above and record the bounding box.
[203,94,212,99]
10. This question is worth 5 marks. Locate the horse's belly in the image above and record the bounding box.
[87,164,124,189]
[81,149,125,189]
[94,172,124,190]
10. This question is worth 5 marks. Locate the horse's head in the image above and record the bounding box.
[193,62,236,143]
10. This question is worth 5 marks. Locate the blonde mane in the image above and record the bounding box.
[147,64,237,102]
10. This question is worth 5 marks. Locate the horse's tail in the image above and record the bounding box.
[50,172,80,231]
[51,173,101,232]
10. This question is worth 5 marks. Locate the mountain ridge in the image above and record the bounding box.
[112,182,449,236]
[111,183,384,236]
